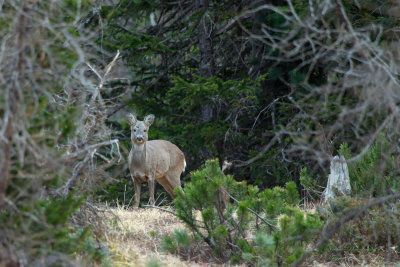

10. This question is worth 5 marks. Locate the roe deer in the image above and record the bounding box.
[127,113,186,207]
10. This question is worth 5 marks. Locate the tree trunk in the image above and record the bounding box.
[197,0,215,159]
[197,0,214,124]
[197,0,214,80]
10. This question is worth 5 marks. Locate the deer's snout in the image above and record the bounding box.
[136,136,144,142]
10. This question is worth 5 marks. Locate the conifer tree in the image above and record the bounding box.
[167,159,322,265]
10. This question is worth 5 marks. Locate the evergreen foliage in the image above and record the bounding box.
[95,0,299,187]
[168,159,322,265]
[161,229,192,254]
[300,135,400,201]
[338,137,400,197]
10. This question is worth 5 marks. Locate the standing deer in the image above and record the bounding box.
[127,113,186,207]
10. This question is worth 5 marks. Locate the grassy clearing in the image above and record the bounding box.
[97,204,398,266]
[100,205,223,266]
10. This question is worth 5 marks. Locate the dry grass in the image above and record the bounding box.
[96,203,399,266]
[308,250,400,267]
[99,205,221,267]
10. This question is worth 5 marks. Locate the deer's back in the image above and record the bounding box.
[146,140,185,177]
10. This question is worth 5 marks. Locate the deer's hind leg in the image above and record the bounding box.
[157,175,176,199]
[165,172,181,198]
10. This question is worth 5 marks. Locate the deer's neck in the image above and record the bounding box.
[131,142,147,163]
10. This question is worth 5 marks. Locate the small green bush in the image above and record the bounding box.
[170,159,322,266]
[161,229,192,254]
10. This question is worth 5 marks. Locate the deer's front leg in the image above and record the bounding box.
[133,177,141,208]
[148,177,155,206]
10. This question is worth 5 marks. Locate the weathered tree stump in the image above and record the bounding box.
[322,155,351,203]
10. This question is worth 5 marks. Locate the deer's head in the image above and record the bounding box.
[127,114,155,145]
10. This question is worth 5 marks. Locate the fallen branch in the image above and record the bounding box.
[142,204,176,215]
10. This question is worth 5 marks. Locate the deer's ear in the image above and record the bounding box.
[144,114,155,126]
[127,113,137,126]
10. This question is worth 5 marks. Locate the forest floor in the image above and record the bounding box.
[99,205,399,267]
[100,206,227,267]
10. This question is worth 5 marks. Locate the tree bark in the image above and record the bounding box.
[197,0,215,159]
[197,0,214,124]
[197,0,214,80]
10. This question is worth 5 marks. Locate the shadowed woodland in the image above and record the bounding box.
[2,0,400,266]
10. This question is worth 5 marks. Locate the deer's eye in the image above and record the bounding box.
[144,129,147,132]
[133,129,137,132]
